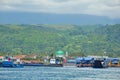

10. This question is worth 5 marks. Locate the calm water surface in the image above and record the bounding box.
[0,66,120,80]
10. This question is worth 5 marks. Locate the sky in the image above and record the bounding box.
[0,0,120,24]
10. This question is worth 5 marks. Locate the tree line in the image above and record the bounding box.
[0,24,120,57]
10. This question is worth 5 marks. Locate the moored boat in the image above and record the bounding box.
[108,58,120,67]
[92,58,109,68]
[24,58,63,67]
[24,63,63,67]
[76,57,94,67]
[0,56,24,68]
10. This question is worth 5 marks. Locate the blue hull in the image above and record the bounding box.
[1,61,24,68]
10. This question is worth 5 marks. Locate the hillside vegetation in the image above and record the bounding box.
[0,24,120,57]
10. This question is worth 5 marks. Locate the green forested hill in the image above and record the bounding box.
[0,24,120,57]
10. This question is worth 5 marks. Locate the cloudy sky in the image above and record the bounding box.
[0,0,120,24]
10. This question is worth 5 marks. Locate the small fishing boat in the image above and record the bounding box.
[108,58,120,67]
[0,56,24,68]
[76,57,94,67]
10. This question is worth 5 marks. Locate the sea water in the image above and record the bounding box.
[0,66,120,80]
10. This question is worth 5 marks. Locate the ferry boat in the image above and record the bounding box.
[0,56,24,68]
[24,58,63,67]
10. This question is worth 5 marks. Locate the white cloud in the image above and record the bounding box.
[0,0,120,19]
